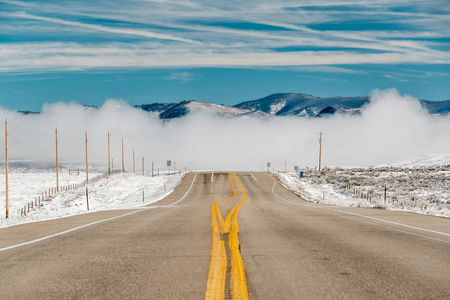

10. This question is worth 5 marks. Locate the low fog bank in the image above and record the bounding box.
[0,89,449,171]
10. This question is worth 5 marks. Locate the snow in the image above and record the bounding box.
[276,163,450,218]
[0,167,185,228]
[269,101,286,114]
[379,154,450,168]
[187,101,249,116]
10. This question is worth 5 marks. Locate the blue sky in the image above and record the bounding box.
[0,0,449,111]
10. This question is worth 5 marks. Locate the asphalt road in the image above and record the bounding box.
[0,172,449,299]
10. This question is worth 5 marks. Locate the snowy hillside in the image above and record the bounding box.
[276,154,450,218]
[0,168,185,228]
[380,154,450,168]
[136,103,177,113]
[142,93,450,119]
[277,166,450,218]
[17,93,450,120]
[234,93,369,117]
[159,100,251,119]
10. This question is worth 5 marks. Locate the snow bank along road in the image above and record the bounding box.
[0,172,449,299]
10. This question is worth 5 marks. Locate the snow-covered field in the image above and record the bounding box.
[0,167,185,228]
[276,162,450,218]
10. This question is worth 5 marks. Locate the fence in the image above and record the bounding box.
[1,119,151,221]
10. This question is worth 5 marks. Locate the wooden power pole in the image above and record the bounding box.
[85,131,89,183]
[56,128,59,191]
[5,120,9,219]
[318,131,323,172]
[108,132,110,175]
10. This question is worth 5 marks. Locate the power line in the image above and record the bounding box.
[7,120,108,136]
[7,120,54,130]
[9,132,53,142]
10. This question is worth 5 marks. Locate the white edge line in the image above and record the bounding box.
[211,171,214,183]
[166,172,198,207]
[0,210,144,253]
[247,171,257,181]
[266,173,450,239]
[0,172,199,252]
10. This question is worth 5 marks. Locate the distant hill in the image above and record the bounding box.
[234,93,450,117]
[137,93,449,119]
[419,99,450,115]
[135,103,177,113]
[16,93,450,119]
[233,93,370,117]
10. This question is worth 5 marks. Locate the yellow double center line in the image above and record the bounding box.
[205,172,249,300]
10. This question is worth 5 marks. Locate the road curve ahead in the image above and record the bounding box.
[0,171,449,299]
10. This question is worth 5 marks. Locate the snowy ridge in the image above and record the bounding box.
[380,154,450,168]
[158,100,251,119]
[186,101,249,116]
[150,93,450,119]
[17,93,450,120]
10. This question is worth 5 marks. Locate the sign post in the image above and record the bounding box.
[167,160,172,175]
[299,171,304,190]
[267,162,271,172]
[86,187,89,211]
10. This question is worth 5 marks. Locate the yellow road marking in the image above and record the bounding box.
[205,172,249,300]
[216,173,237,233]
[228,172,249,300]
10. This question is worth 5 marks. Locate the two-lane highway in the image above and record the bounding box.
[239,172,450,299]
[0,172,449,299]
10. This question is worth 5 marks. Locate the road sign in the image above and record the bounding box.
[294,166,299,171]
[167,160,171,167]
[300,171,304,178]
[267,162,271,167]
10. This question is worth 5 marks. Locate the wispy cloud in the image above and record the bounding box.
[0,0,34,7]
[0,1,449,72]
[297,74,343,82]
[9,11,201,44]
[167,72,194,82]
[1,41,448,73]
[293,65,366,74]
[384,74,409,82]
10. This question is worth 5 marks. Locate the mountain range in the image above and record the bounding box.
[15,93,450,119]
[135,93,450,119]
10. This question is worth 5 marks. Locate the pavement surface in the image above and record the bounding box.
[0,171,449,299]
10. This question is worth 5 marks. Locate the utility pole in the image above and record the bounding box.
[142,157,144,176]
[5,120,9,219]
[133,149,135,174]
[318,131,323,172]
[85,131,89,183]
[56,128,59,191]
[285,160,287,172]
[107,132,110,175]
[122,138,124,173]
[152,161,154,177]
